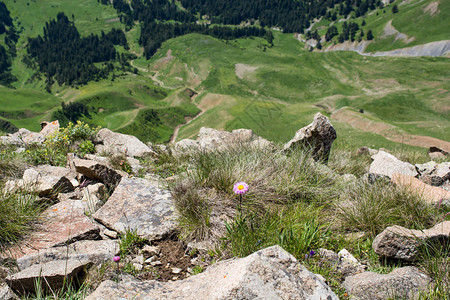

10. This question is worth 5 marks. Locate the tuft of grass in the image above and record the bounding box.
[0,145,28,180]
[328,149,371,176]
[222,203,329,259]
[118,229,147,257]
[416,239,450,300]
[170,143,338,244]
[335,180,437,237]
[0,190,44,253]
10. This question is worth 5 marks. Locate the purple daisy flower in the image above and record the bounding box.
[113,256,121,263]
[233,182,249,195]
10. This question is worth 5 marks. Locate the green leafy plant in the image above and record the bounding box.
[119,229,146,257]
[77,140,95,157]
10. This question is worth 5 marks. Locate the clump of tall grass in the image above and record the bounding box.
[0,189,44,253]
[328,149,371,176]
[335,180,437,237]
[171,143,338,244]
[0,145,28,180]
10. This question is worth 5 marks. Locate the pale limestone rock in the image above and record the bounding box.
[95,128,156,158]
[391,173,450,204]
[369,151,418,178]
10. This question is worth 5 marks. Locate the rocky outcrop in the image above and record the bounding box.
[86,245,338,300]
[369,150,418,178]
[342,266,432,300]
[391,173,450,204]
[93,177,176,240]
[372,221,450,261]
[16,240,118,271]
[95,128,156,158]
[283,112,337,162]
[6,259,92,295]
[7,201,101,259]
[174,127,272,155]
[318,248,366,281]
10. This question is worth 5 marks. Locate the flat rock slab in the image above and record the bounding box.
[342,266,432,300]
[372,221,450,261]
[86,245,338,300]
[5,201,100,259]
[17,240,119,271]
[6,258,92,295]
[391,173,450,204]
[369,151,418,178]
[93,177,176,240]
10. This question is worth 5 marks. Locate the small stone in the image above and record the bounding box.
[133,263,143,271]
[171,267,182,274]
[150,261,162,266]
[103,229,118,239]
[131,255,144,265]
[142,245,160,256]
[144,256,157,264]
[172,276,178,281]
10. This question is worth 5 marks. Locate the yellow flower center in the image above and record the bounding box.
[238,185,244,190]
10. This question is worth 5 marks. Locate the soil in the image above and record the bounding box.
[137,240,197,282]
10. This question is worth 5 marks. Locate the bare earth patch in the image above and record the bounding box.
[423,1,440,16]
[331,107,450,152]
[382,20,415,44]
[235,63,259,80]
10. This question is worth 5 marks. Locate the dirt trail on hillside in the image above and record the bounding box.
[332,108,450,152]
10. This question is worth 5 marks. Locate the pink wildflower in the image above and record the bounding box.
[233,182,249,195]
[113,256,121,263]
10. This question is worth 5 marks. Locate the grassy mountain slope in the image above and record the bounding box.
[312,0,450,52]
[0,0,449,149]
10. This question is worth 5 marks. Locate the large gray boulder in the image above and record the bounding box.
[93,177,176,240]
[372,221,450,261]
[95,128,156,158]
[342,266,432,300]
[16,240,119,271]
[283,112,337,162]
[86,245,338,300]
[369,150,418,178]
[6,258,92,295]
[5,201,100,259]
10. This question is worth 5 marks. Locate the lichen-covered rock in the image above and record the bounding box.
[372,221,450,261]
[6,259,92,295]
[5,201,100,259]
[86,245,338,300]
[342,266,432,300]
[95,128,156,158]
[283,112,337,162]
[16,240,119,271]
[369,151,418,178]
[93,177,176,240]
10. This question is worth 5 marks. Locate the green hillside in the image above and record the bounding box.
[0,0,449,149]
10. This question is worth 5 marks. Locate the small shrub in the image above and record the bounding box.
[77,140,95,157]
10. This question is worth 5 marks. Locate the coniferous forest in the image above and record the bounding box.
[26,13,128,90]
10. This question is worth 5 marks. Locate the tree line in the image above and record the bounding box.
[0,1,18,87]
[141,22,273,59]
[26,12,128,90]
